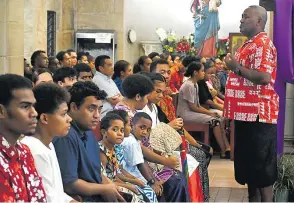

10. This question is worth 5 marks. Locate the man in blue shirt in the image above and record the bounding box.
[53,81,124,202]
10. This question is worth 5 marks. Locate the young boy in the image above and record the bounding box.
[121,112,190,202]
[53,67,77,90]
[110,110,158,202]
[21,83,74,202]
[120,112,158,189]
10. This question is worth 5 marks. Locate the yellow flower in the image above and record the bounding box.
[168,47,174,52]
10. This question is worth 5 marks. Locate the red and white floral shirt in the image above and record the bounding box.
[223,32,279,124]
[0,136,47,202]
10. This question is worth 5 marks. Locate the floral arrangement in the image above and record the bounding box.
[156,28,177,53]
[156,28,196,56]
[176,38,191,53]
[176,33,197,56]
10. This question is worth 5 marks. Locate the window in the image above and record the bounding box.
[47,11,56,56]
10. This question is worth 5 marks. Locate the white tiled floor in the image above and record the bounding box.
[208,156,247,188]
[210,187,248,202]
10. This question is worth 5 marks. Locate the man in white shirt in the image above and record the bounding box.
[21,83,76,203]
[92,55,122,118]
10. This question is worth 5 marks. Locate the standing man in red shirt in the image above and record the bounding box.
[224,5,278,202]
[0,74,47,202]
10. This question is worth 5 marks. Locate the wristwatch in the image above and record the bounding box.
[147,179,155,186]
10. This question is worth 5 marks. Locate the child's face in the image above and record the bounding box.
[204,67,214,81]
[124,116,132,137]
[105,120,125,145]
[132,117,152,140]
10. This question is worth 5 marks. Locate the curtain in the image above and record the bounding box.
[273,0,294,154]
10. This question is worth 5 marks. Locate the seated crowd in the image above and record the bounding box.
[0,49,231,202]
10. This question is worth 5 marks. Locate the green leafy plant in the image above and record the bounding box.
[274,155,294,193]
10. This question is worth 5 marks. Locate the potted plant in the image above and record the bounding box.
[273,155,294,202]
[289,155,294,202]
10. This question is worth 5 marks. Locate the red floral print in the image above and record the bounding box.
[224,32,279,124]
[0,136,47,202]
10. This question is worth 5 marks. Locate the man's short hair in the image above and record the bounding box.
[77,52,87,61]
[33,83,70,119]
[95,55,110,71]
[53,67,77,83]
[248,5,268,27]
[0,74,32,106]
[31,50,46,66]
[69,81,107,109]
[73,63,93,77]
[150,59,169,73]
[67,49,76,56]
[133,112,152,125]
[139,72,166,84]
[56,51,68,62]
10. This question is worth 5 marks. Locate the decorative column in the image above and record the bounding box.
[0,0,24,75]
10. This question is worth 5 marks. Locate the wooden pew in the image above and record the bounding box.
[172,93,210,145]
[183,121,210,145]
[173,93,235,159]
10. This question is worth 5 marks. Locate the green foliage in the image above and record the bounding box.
[274,155,294,193]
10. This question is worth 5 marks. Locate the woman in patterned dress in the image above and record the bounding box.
[114,74,190,202]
